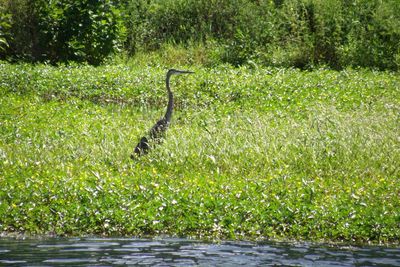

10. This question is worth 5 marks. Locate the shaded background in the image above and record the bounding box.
[0,0,399,69]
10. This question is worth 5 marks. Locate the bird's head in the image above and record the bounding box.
[167,69,194,77]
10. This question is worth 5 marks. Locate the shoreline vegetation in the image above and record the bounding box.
[1,0,400,70]
[0,62,399,245]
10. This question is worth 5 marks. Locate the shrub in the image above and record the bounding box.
[1,0,121,64]
[122,0,247,54]
[338,0,400,70]
[1,0,399,69]
[0,2,11,53]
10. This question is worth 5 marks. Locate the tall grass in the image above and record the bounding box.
[0,63,399,243]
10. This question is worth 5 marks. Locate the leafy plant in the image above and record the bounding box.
[0,2,11,54]
[1,0,120,64]
[1,62,399,243]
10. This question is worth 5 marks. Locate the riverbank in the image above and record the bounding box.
[0,63,399,244]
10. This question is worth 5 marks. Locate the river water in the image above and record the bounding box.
[0,237,399,266]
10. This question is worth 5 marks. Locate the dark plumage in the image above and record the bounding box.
[131,69,194,159]
[132,137,149,157]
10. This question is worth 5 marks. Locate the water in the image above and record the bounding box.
[0,237,399,266]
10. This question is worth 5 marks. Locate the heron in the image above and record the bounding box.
[131,69,194,158]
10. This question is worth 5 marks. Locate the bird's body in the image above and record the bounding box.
[131,69,194,158]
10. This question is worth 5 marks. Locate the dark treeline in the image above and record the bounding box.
[0,0,399,70]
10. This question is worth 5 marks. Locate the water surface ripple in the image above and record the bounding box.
[0,237,399,266]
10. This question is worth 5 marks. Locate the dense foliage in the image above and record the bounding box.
[0,62,399,243]
[0,0,399,69]
[0,0,120,65]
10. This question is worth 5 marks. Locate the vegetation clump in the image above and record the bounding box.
[0,63,399,244]
[0,0,399,247]
[1,0,399,70]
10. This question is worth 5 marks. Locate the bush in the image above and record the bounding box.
[1,0,121,65]
[122,0,400,70]
[338,0,400,70]
[122,0,245,54]
[0,3,11,53]
[1,0,399,69]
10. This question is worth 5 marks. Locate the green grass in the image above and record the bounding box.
[0,62,399,244]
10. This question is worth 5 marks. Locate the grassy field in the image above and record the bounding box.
[0,62,399,244]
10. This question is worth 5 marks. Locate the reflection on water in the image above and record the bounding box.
[0,237,399,266]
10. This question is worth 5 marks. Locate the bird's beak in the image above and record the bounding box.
[178,70,194,74]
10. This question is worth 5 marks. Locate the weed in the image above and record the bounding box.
[0,63,399,243]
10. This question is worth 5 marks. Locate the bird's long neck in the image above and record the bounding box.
[164,73,174,123]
